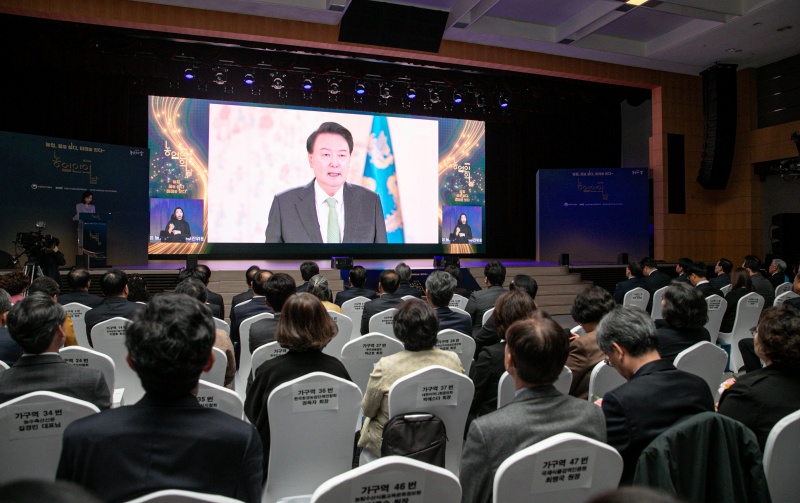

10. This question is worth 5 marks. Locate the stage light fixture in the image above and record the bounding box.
[429,89,441,104]
[453,89,463,104]
[328,80,340,95]
[213,68,227,85]
[476,94,486,108]
[243,73,255,85]
[272,77,284,90]
[406,86,417,100]
[184,68,195,80]
[380,84,392,99]
[354,82,366,95]
[302,78,313,91]
[499,93,509,108]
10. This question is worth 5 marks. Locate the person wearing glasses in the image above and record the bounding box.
[596,306,714,484]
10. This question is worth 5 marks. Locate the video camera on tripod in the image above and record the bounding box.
[12,222,56,264]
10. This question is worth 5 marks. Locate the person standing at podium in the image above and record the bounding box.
[72,190,95,248]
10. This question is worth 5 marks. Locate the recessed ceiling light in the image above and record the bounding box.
[626,0,647,4]
[725,48,742,53]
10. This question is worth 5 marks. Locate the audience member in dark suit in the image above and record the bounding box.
[231,265,261,311]
[655,283,711,361]
[0,294,110,409]
[249,273,296,354]
[767,258,791,290]
[460,313,606,503]
[719,305,800,451]
[641,257,672,312]
[473,274,538,355]
[469,290,536,425]
[126,274,149,303]
[394,262,424,298]
[566,286,616,399]
[673,257,693,284]
[0,288,23,367]
[334,265,378,306]
[360,270,404,335]
[709,258,733,289]
[745,258,775,307]
[244,293,351,482]
[613,261,647,304]
[37,237,66,286]
[230,269,274,366]
[195,264,225,319]
[597,306,714,484]
[57,268,103,308]
[84,270,144,345]
[424,270,472,336]
[688,262,724,298]
[465,261,506,337]
[720,268,753,333]
[445,264,470,299]
[295,261,319,293]
[57,294,262,503]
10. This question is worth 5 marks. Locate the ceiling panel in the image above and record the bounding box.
[485,0,597,26]
[594,7,690,42]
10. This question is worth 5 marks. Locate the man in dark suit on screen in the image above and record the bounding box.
[264,122,387,244]
[57,294,262,503]
[597,306,714,484]
[459,313,606,503]
[0,294,110,409]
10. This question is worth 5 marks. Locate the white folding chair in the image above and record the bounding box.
[720,284,732,295]
[497,367,572,409]
[311,455,461,503]
[213,317,230,337]
[341,296,370,340]
[650,286,669,320]
[340,334,404,394]
[623,287,650,311]
[251,341,289,378]
[774,291,799,307]
[401,295,417,301]
[449,293,468,310]
[236,312,274,393]
[263,373,363,503]
[673,341,729,401]
[91,317,142,404]
[704,294,728,344]
[201,346,227,387]
[59,346,116,394]
[493,432,623,503]
[0,361,8,371]
[775,282,792,298]
[717,292,764,373]
[124,488,244,503]
[196,380,244,420]
[385,366,474,475]
[62,302,91,347]
[450,306,469,317]
[763,409,800,503]
[482,308,495,327]
[436,329,476,374]
[587,361,626,402]
[369,308,398,338]
[570,325,586,336]
[0,391,100,483]
[323,311,352,360]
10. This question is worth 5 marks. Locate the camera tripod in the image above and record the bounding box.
[23,260,43,285]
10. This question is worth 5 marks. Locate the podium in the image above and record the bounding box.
[79,213,112,268]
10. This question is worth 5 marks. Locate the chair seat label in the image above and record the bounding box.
[707,298,723,310]
[292,382,340,412]
[436,337,463,354]
[7,402,67,440]
[358,342,390,359]
[350,469,426,503]
[531,447,596,492]
[61,357,90,367]
[416,379,458,406]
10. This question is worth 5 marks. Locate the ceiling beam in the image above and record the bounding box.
[446,0,501,29]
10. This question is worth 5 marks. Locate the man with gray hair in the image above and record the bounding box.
[0,294,110,409]
[0,288,22,366]
[596,306,713,483]
[768,258,791,289]
[425,270,472,336]
[394,262,424,298]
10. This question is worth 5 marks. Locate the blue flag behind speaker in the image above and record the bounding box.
[363,116,404,243]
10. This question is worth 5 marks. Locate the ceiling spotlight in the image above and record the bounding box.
[243,73,255,85]
[476,94,486,108]
[184,68,195,80]
[328,80,340,95]
[380,84,392,99]
[302,78,313,91]
[272,77,284,90]
[499,93,509,108]
[355,82,366,95]
[407,86,417,100]
[453,90,463,104]
[429,89,441,104]
[213,68,227,85]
